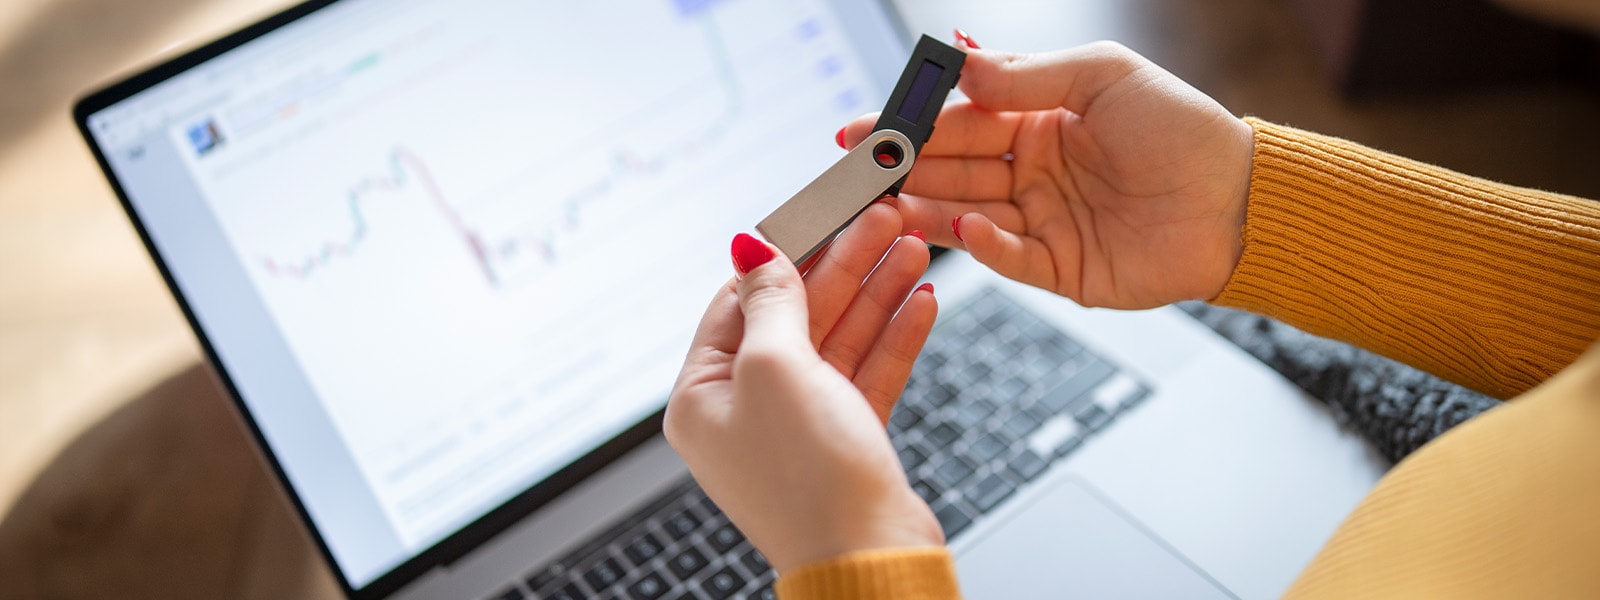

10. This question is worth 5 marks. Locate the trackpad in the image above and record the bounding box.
[955,477,1234,599]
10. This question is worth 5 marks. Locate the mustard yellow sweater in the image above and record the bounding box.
[776,119,1600,599]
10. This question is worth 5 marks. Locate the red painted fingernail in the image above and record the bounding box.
[835,127,847,149]
[908,230,926,242]
[731,233,776,275]
[876,194,898,207]
[954,29,980,50]
[916,282,935,294]
[951,216,964,242]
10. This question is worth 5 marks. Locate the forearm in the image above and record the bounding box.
[1215,118,1600,399]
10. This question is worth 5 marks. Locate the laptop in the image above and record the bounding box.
[74,0,1389,598]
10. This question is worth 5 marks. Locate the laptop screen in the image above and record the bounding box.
[79,0,907,591]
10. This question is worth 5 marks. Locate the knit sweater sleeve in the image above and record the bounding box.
[774,547,960,600]
[1215,119,1600,399]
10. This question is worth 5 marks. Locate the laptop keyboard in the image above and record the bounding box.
[493,288,1149,600]
[889,288,1149,538]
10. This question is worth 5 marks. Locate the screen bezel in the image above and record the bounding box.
[73,1,912,598]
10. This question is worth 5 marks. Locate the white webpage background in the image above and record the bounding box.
[172,0,872,552]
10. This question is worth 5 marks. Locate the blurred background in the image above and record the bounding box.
[1,0,1596,597]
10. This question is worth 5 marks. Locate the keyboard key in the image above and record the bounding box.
[954,398,996,427]
[931,456,977,489]
[662,509,702,540]
[889,404,924,431]
[629,572,670,600]
[968,474,1016,513]
[667,547,709,580]
[1091,374,1140,413]
[967,432,1008,464]
[740,547,771,575]
[1007,450,1050,481]
[1026,415,1084,458]
[701,566,746,600]
[1000,410,1043,439]
[925,382,958,407]
[698,493,723,517]
[911,478,942,503]
[1038,360,1113,413]
[1121,386,1151,409]
[543,583,585,600]
[489,586,526,600]
[932,501,974,538]
[924,423,961,447]
[624,532,665,566]
[707,522,744,554]
[959,360,994,384]
[993,376,1029,401]
[897,444,929,471]
[583,557,625,590]
[525,569,559,593]
[1073,403,1112,431]
[755,584,777,600]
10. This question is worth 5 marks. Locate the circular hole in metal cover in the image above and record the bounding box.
[873,140,904,169]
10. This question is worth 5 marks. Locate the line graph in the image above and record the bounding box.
[258,15,746,288]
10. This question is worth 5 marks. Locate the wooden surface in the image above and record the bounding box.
[1,0,1596,598]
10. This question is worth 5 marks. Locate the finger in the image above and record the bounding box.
[840,100,1022,157]
[803,203,902,347]
[900,156,1014,202]
[669,278,740,419]
[684,277,743,358]
[958,42,1147,115]
[896,194,1027,248]
[731,234,812,356]
[795,239,831,276]
[819,234,930,379]
[854,284,938,424]
[955,212,1066,295]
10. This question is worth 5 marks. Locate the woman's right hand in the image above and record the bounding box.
[842,39,1255,309]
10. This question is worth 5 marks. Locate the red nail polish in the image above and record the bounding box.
[876,194,898,207]
[951,216,964,242]
[908,230,926,242]
[916,282,935,294]
[731,233,776,275]
[954,29,980,50]
[835,127,847,149]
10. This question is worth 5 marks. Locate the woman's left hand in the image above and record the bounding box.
[665,204,943,574]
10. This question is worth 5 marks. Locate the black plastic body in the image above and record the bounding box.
[872,34,965,194]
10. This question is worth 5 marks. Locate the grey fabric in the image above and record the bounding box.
[1177,302,1499,465]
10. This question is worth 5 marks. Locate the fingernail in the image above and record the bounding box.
[954,29,980,50]
[951,216,964,242]
[731,233,776,275]
[908,230,925,242]
[876,194,898,207]
[835,126,847,149]
[916,282,935,294]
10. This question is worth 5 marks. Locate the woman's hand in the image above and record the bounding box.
[665,204,943,573]
[843,39,1254,309]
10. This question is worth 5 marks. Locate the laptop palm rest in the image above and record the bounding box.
[955,477,1236,599]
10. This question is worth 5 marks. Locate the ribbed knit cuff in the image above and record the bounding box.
[775,547,961,600]
[1215,118,1600,399]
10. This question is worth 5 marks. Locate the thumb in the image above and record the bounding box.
[958,41,1148,115]
[731,233,811,354]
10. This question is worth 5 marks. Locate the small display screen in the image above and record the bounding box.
[896,60,944,122]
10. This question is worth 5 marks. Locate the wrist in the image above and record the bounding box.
[1202,115,1254,301]
[767,487,944,574]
